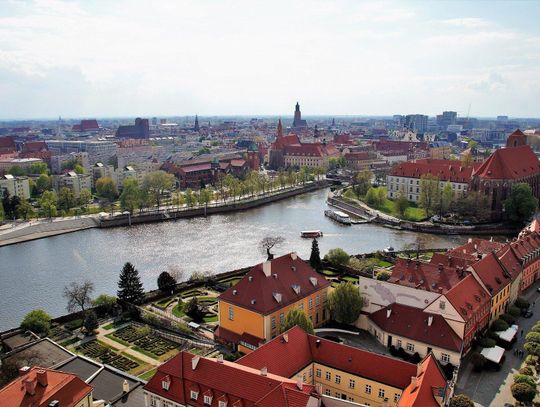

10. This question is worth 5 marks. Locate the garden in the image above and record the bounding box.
[75,340,146,374]
[107,324,179,360]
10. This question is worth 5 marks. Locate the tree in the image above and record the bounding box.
[92,294,117,314]
[281,309,314,334]
[157,271,177,292]
[29,162,49,175]
[504,183,538,223]
[39,190,58,218]
[0,200,4,223]
[58,187,76,211]
[198,188,214,207]
[455,191,490,221]
[8,165,25,176]
[327,282,364,324]
[74,163,85,174]
[325,248,350,266]
[513,374,536,389]
[354,170,373,197]
[309,239,322,270]
[440,182,454,214]
[419,174,440,216]
[83,310,98,335]
[78,188,92,208]
[20,309,52,336]
[448,394,474,407]
[95,176,117,201]
[259,236,285,260]
[117,262,145,305]
[120,177,140,214]
[63,280,94,313]
[142,171,174,210]
[35,173,51,195]
[185,297,202,321]
[395,193,409,217]
[16,199,33,220]
[184,188,195,207]
[365,187,382,206]
[511,382,536,404]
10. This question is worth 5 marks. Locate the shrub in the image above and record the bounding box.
[501,313,516,325]
[525,331,540,344]
[65,319,84,331]
[513,374,536,389]
[525,355,538,366]
[519,366,534,376]
[479,337,496,348]
[448,394,474,407]
[511,382,536,404]
[142,312,160,325]
[173,322,192,335]
[348,257,378,274]
[492,319,509,332]
[508,305,521,317]
[531,323,540,333]
[470,352,486,372]
[375,270,391,281]
[20,309,52,336]
[515,297,530,310]
[324,248,350,266]
[185,297,202,322]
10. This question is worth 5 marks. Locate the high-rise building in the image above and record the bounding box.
[404,114,428,133]
[292,102,307,128]
[436,111,457,130]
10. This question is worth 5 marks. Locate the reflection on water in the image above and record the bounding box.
[0,188,467,330]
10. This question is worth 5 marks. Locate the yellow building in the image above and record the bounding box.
[216,252,330,353]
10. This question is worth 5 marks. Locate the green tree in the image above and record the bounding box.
[365,187,384,207]
[120,177,140,214]
[440,182,454,214]
[95,176,117,201]
[83,310,98,335]
[327,282,364,324]
[29,162,49,175]
[198,188,214,207]
[157,271,177,292]
[504,183,538,223]
[20,309,52,336]
[448,394,474,407]
[0,200,4,222]
[354,170,373,196]
[35,173,51,195]
[184,188,195,207]
[395,193,409,217]
[511,382,536,404]
[185,297,202,321]
[455,191,490,221]
[8,165,25,176]
[58,187,76,211]
[78,188,92,208]
[39,190,58,218]
[325,248,350,266]
[74,163,85,174]
[142,171,175,210]
[513,374,536,389]
[309,239,322,270]
[16,199,33,220]
[281,308,314,334]
[375,270,391,281]
[92,294,117,314]
[117,262,145,305]
[419,174,440,216]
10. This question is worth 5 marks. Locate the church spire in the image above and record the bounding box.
[194,115,200,132]
[277,118,283,138]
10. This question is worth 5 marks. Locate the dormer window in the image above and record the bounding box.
[273,292,282,303]
[204,395,213,406]
[292,284,301,294]
[219,401,228,407]
[191,390,199,400]
[161,376,171,391]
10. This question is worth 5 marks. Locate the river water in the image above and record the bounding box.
[0,188,468,331]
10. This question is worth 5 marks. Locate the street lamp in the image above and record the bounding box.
[122,211,131,226]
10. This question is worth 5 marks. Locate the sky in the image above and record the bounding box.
[1,0,540,119]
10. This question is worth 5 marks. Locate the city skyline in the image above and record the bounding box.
[1,0,540,119]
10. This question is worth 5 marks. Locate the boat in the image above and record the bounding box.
[301,230,323,238]
[383,246,395,253]
[324,209,351,225]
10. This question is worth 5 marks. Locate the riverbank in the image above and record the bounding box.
[0,181,327,247]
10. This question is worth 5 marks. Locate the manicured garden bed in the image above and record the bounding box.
[321,269,339,276]
[75,340,140,372]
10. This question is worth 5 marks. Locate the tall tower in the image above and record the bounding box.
[293,102,302,127]
[194,115,200,132]
[277,118,283,139]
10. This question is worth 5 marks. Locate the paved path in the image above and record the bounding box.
[455,284,540,406]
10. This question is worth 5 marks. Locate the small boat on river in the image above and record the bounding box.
[300,230,323,238]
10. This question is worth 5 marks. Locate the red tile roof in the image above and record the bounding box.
[389,257,468,293]
[508,232,540,265]
[397,354,448,407]
[0,367,93,407]
[473,145,540,180]
[237,326,417,389]
[471,252,512,295]
[143,351,317,407]
[390,159,478,183]
[369,303,462,352]
[230,159,247,167]
[218,253,330,315]
[444,274,490,322]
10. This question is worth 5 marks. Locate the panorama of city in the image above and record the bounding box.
[2,1,540,407]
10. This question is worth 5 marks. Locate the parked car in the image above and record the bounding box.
[523,307,534,318]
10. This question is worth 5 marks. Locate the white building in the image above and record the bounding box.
[0,175,31,199]
[52,172,92,197]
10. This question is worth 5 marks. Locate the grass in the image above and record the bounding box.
[172,302,186,318]
[376,259,393,268]
[321,269,339,276]
[105,333,131,347]
[341,276,358,283]
[154,297,177,309]
[139,368,157,381]
[102,320,129,330]
[203,314,218,323]
[331,281,341,288]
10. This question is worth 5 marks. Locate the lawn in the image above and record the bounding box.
[154,297,177,309]
[139,368,157,381]
[172,302,186,318]
[341,276,358,284]
[376,259,393,268]
[202,313,218,323]
[321,269,339,276]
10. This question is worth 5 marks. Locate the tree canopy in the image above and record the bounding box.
[157,271,177,292]
[63,280,95,313]
[448,394,474,407]
[309,239,321,270]
[281,309,314,334]
[324,248,350,266]
[504,183,538,223]
[20,309,52,336]
[327,282,364,324]
[117,262,145,305]
[259,236,285,260]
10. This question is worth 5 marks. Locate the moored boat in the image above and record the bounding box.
[324,209,351,225]
[300,230,323,238]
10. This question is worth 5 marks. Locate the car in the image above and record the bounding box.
[523,307,534,318]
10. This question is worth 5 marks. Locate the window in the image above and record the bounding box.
[394,393,400,403]
[406,343,415,352]
[315,295,320,306]
[316,368,321,378]
[378,389,385,399]
[397,339,402,348]
[280,313,284,324]
[228,306,234,320]
[219,401,228,407]
[271,316,276,329]
[309,298,313,309]
[204,395,212,406]
[299,303,304,311]
[439,300,445,310]
[303,372,306,382]
[190,390,199,400]
[326,371,331,381]
[349,379,355,389]
[325,389,331,396]
[335,375,341,384]
[365,384,372,394]
[441,353,450,363]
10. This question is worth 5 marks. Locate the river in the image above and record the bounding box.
[0,188,469,331]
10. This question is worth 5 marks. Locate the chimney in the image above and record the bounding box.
[122,379,130,393]
[192,355,200,370]
[386,309,392,318]
[283,333,289,343]
[291,252,298,261]
[36,369,48,387]
[296,375,303,390]
[438,263,443,271]
[316,339,321,348]
[217,354,224,363]
[19,366,31,377]
[260,367,268,376]
[24,378,36,396]
[263,261,272,277]
[427,315,433,326]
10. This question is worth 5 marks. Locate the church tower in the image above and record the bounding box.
[194,115,200,132]
[277,118,283,139]
[293,102,302,127]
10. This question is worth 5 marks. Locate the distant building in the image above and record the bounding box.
[292,102,307,128]
[429,141,452,159]
[216,252,330,353]
[46,140,117,166]
[436,111,457,130]
[20,141,52,162]
[0,136,16,155]
[115,118,150,139]
[0,158,44,174]
[404,114,428,133]
[0,174,30,199]
[52,172,92,197]
[50,152,90,174]
[194,114,200,132]
[72,119,100,132]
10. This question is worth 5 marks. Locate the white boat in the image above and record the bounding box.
[324,210,351,225]
[301,230,323,238]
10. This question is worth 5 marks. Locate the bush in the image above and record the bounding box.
[501,313,516,325]
[513,374,536,389]
[83,311,98,335]
[531,323,540,333]
[348,257,378,274]
[511,382,536,404]
[65,319,84,331]
[479,337,496,348]
[525,331,540,344]
[470,352,486,372]
[448,394,474,407]
[492,319,509,332]
[508,305,521,317]
[519,366,534,376]
[20,309,52,336]
[324,248,350,266]
[185,297,202,322]
[375,270,391,281]
[525,355,538,366]
[515,297,530,310]
[142,312,160,325]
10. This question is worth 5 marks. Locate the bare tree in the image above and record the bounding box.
[259,236,285,260]
[63,280,95,313]
[0,349,44,386]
